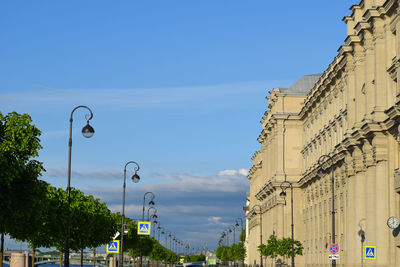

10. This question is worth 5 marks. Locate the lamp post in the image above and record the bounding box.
[318,154,336,267]
[141,192,155,267]
[279,181,295,267]
[231,226,236,244]
[252,204,263,267]
[147,206,158,237]
[235,218,244,267]
[165,231,171,249]
[157,226,162,241]
[221,231,226,246]
[119,161,140,267]
[64,105,95,267]
[152,218,158,238]
[147,207,157,221]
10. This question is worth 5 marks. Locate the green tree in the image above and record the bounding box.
[229,243,245,261]
[239,229,246,242]
[258,235,279,263]
[216,246,230,262]
[258,235,303,266]
[277,237,303,264]
[0,112,44,267]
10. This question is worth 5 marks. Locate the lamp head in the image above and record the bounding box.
[149,200,155,207]
[131,172,140,183]
[81,121,95,138]
[235,222,239,227]
[317,168,324,178]
[279,190,287,197]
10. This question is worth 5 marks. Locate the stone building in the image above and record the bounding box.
[245,0,400,266]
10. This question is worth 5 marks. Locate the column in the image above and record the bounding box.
[363,30,375,122]
[10,253,26,267]
[374,133,390,266]
[373,19,388,121]
[364,141,377,266]
[354,43,366,128]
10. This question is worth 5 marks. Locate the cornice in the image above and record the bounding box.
[382,0,398,15]
[251,150,261,161]
[248,161,262,180]
[354,21,371,34]
[345,35,362,46]
[387,57,399,82]
[363,9,382,21]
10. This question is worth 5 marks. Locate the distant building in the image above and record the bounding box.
[246,0,400,266]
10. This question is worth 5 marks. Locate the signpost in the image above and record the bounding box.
[137,221,151,235]
[329,255,339,260]
[328,243,339,261]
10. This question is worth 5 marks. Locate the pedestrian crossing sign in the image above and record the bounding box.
[106,240,119,253]
[364,245,376,260]
[137,221,151,235]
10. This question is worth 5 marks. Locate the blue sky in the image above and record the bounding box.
[1,0,357,251]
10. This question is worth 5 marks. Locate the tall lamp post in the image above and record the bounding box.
[147,206,158,237]
[318,154,336,267]
[235,218,244,267]
[120,161,141,267]
[141,192,155,267]
[165,231,171,249]
[64,105,95,267]
[279,181,295,267]
[147,207,157,221]
[231,226,236,244]
[252,205,263,267]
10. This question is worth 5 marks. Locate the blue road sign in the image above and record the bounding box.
[364,246,376,260]
[107,240,119,253]
[137,221,151,235]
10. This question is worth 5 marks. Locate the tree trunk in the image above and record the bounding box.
[59,251,63,267]
[0,233,4,267]
[132,249,136,267]
[93,248,96,267]
[32,247,35,267]
[81,248,84,267]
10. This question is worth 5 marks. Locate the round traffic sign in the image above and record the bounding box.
[329,243,339,254]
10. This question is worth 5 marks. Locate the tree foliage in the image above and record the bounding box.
[0,112,44,238]
[258,235,303,264]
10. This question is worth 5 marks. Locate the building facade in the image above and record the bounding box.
[245,0,400,266]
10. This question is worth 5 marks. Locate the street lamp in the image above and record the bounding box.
[64,105,95,267]
[157,226,161,241]
[252,205,263,267]
[147,207,157,221]
[221,231,226,246]
[230,226,236,244]
[279,181,294,267]
[165,231,171,249]
[141,192,155,267]
[152,218,158,237]
[120,161,141,267]
[235,218,244,267]
[318,154,336,267]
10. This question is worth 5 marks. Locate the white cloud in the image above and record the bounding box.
[0,81,271,110]
[45,168,249,193]
[218,168,248,176]
[208,217,222,223]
